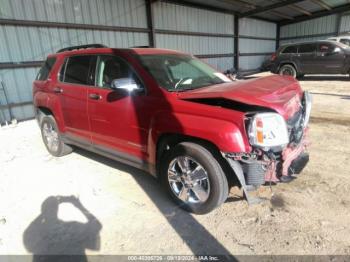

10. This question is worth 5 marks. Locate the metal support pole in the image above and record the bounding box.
[336,13,343,36]
[0,80,16,125]
[234,15,239,73]
[276,23,281,50]
[146,0,156,47]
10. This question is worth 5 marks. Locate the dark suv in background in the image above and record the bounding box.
[270,40,350,78]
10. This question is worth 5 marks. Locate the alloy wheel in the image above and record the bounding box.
[167,156,210,204]
[42,122,59,152]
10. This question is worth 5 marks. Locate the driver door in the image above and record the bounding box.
[87,54,148,161]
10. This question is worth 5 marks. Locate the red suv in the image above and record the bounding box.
[33,44,312,214]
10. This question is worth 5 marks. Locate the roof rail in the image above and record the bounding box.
[57,44,107,53]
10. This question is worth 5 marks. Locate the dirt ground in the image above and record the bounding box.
[0,73,350,257]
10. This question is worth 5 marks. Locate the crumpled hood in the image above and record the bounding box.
[177,75,303,119]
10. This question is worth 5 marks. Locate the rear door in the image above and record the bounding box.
[56,55,96,142]
[278,45,298,66]
[316,43,345,74]
[297,43,317,74]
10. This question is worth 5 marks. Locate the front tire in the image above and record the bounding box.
[160,142,228,214]
[279,64,297,78]
[40,115,72,157]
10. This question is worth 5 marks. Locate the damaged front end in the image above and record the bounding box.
[223,91,312,204]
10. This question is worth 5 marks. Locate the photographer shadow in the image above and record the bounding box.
[23,196,102,262]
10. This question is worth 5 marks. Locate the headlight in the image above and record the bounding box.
[248,113,289,148]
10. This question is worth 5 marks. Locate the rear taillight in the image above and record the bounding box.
[270,53,277,61]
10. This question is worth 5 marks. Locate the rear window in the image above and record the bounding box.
[298,44,316,53]
[36,57,57,81]
[60,56,95,85]
[282,45,297,54]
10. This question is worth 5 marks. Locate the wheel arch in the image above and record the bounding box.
[34,95,66,132]
[278,62,299,74]
[155,133,238,187]
[37,106,54,116]
[35,106,53,125]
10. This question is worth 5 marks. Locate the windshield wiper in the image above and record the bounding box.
[170,83,220,92]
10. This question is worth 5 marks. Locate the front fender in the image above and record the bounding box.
[148,112,251,164]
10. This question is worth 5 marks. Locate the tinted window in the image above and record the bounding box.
[340,39,350,46]
[36,57,56,81]
[318,43,336,53]
[96,55,142,89]
[282,45,297,54]
[61,56,95,85]
[298,44,316,53]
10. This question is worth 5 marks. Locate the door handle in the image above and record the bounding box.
[89,93,102,100]
[53,87,63,93]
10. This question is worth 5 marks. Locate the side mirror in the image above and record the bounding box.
[111,78,142,92]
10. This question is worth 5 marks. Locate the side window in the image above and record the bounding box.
[298,44,316,53]
[60,56,95,85]
[96,55,142,89]
[36,57,57,81]
[318,43,336,53]
[340,39,350,46]
[282,45,297,54]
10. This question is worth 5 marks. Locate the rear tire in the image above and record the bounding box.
[279,64,297,78]
[40,115,72,157]
[160,142,228,214]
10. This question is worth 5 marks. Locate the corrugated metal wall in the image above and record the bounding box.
[0,0,148,26]
[153,1,235,72]
[239,18,276,71]
[0,0,279,122]
[280,14,350,46]
[0,0,149,122]
[340,14,350,33]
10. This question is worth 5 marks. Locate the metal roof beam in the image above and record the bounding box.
[162,0,238,15]
[163,0,277,23]
[221,0,256,9]
[288,4,312,16]
[310,0,332,11]
[280,3,350,25]
[240,0,305,17]
[269,10,294,20]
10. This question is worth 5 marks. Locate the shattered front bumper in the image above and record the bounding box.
[265,129,310,183]
[223,130,310,186]
[222,133,310,204]
[222,92,312,203]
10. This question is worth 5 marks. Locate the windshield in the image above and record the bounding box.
[138,54,232,91]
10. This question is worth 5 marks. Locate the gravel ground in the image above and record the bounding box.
[0,73,350,256]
